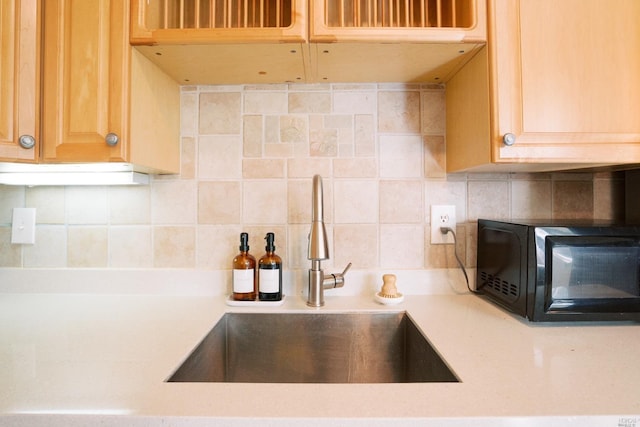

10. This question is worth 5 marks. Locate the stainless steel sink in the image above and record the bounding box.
[167,312,458,383]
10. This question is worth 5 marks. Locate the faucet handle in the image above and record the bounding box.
[323,262,352,289]
[341,262,352,276]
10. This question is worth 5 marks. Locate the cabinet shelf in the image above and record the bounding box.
[150,0,293,29]
[323,0,474,29]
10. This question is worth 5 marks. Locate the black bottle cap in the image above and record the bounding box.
[239,232,249,252]
[265,232,275,252]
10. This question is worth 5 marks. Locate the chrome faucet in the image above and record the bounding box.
[307,175,351,307]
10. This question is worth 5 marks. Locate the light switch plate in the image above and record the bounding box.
[430,205,456,245]
[11,208,36,244]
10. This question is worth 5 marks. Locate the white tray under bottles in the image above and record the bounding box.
[226,295,286,307]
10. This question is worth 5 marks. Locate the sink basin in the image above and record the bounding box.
[167,312,458,384]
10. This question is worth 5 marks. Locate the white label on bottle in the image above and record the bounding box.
[233,269,254,293]
[259,268,280,293]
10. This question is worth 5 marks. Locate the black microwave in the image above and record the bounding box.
[476,219,640,322]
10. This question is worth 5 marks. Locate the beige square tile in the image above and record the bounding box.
[180,91,198,136]
[338,126,354,146]
[465,223,477,268]
[421,89,445,134]
[24,226,67,268]
[308,114,323,130]
[378,91,420,133]
[424,225,465,269]
[265,115,280,144]
[354,114,375,157]
[0,227,22,267]
[338,139,354,157]
[310,129,338,157]
[424,135,446,178]
[379,180,423,223]
[153,226,195,268]
[199,92,241,134]
[242,159,286,179]
[467,180,510,221]
[198,181,241,224]
[280,115,308,143]
[553,181,593,219]
[287,223,326,270]
[333,224,377,269]
[287,158,332,178]
[66,187,108,225]
[333,90,376,114]
[511,180,551,219]
[198,135,242,179]
[68,226,108,268]
[379,135,423,178]
[325,115,352,129]
[334,180,378,224]
[333,158,377,178]
[197,225,243,270]
[593,177,624,221]
[242,180,288,224]
[244,91,287,114]
[288,92,331,113]
[26,186,65,224]
[425,179,467,222]
[109,226,152,268]
[108,186,150,225]
[380,225,424,268]
[287,179,333,224]
[0,187,25,223]
[180,137,196,179]
[265,142,294,158]
[151,180,196,224]
[243,115,263,157]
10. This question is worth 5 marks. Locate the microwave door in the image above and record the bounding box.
[544,236,640,315]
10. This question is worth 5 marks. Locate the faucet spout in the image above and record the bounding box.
[307,175,350,307]
[308,175,329,261]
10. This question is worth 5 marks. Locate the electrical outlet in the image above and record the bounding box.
[430,205,456,245]
[11,208,36,245]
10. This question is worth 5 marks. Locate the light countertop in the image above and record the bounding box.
[0,271,639,427]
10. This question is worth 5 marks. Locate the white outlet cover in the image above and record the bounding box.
[11,208,36,244]
[430,205,456,245]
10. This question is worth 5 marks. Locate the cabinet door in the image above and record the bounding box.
[491,0,640,164]
[0,0,39,162]
[41,0,128,163]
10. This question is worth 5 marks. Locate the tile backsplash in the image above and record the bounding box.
[0,83,625,273]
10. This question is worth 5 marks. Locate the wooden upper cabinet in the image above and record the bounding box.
[446,0,640,172]
[41,0,127,163]
[129,0,486,84]
[130,0,306,43]
[0,0,40,162]
[41,0,180,173]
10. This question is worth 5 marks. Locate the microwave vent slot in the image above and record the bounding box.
[479,271,519,302]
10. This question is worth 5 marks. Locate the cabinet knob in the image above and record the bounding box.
[18,135,36,149]
[503,133,516,146]
[105,133,119,146]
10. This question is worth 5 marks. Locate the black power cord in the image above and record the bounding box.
[440,226,481,294]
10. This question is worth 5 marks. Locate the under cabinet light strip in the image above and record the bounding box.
[0,172,149,186]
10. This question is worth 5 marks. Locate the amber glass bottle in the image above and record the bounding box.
[232,232,256,301]
[258,232,282,301]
